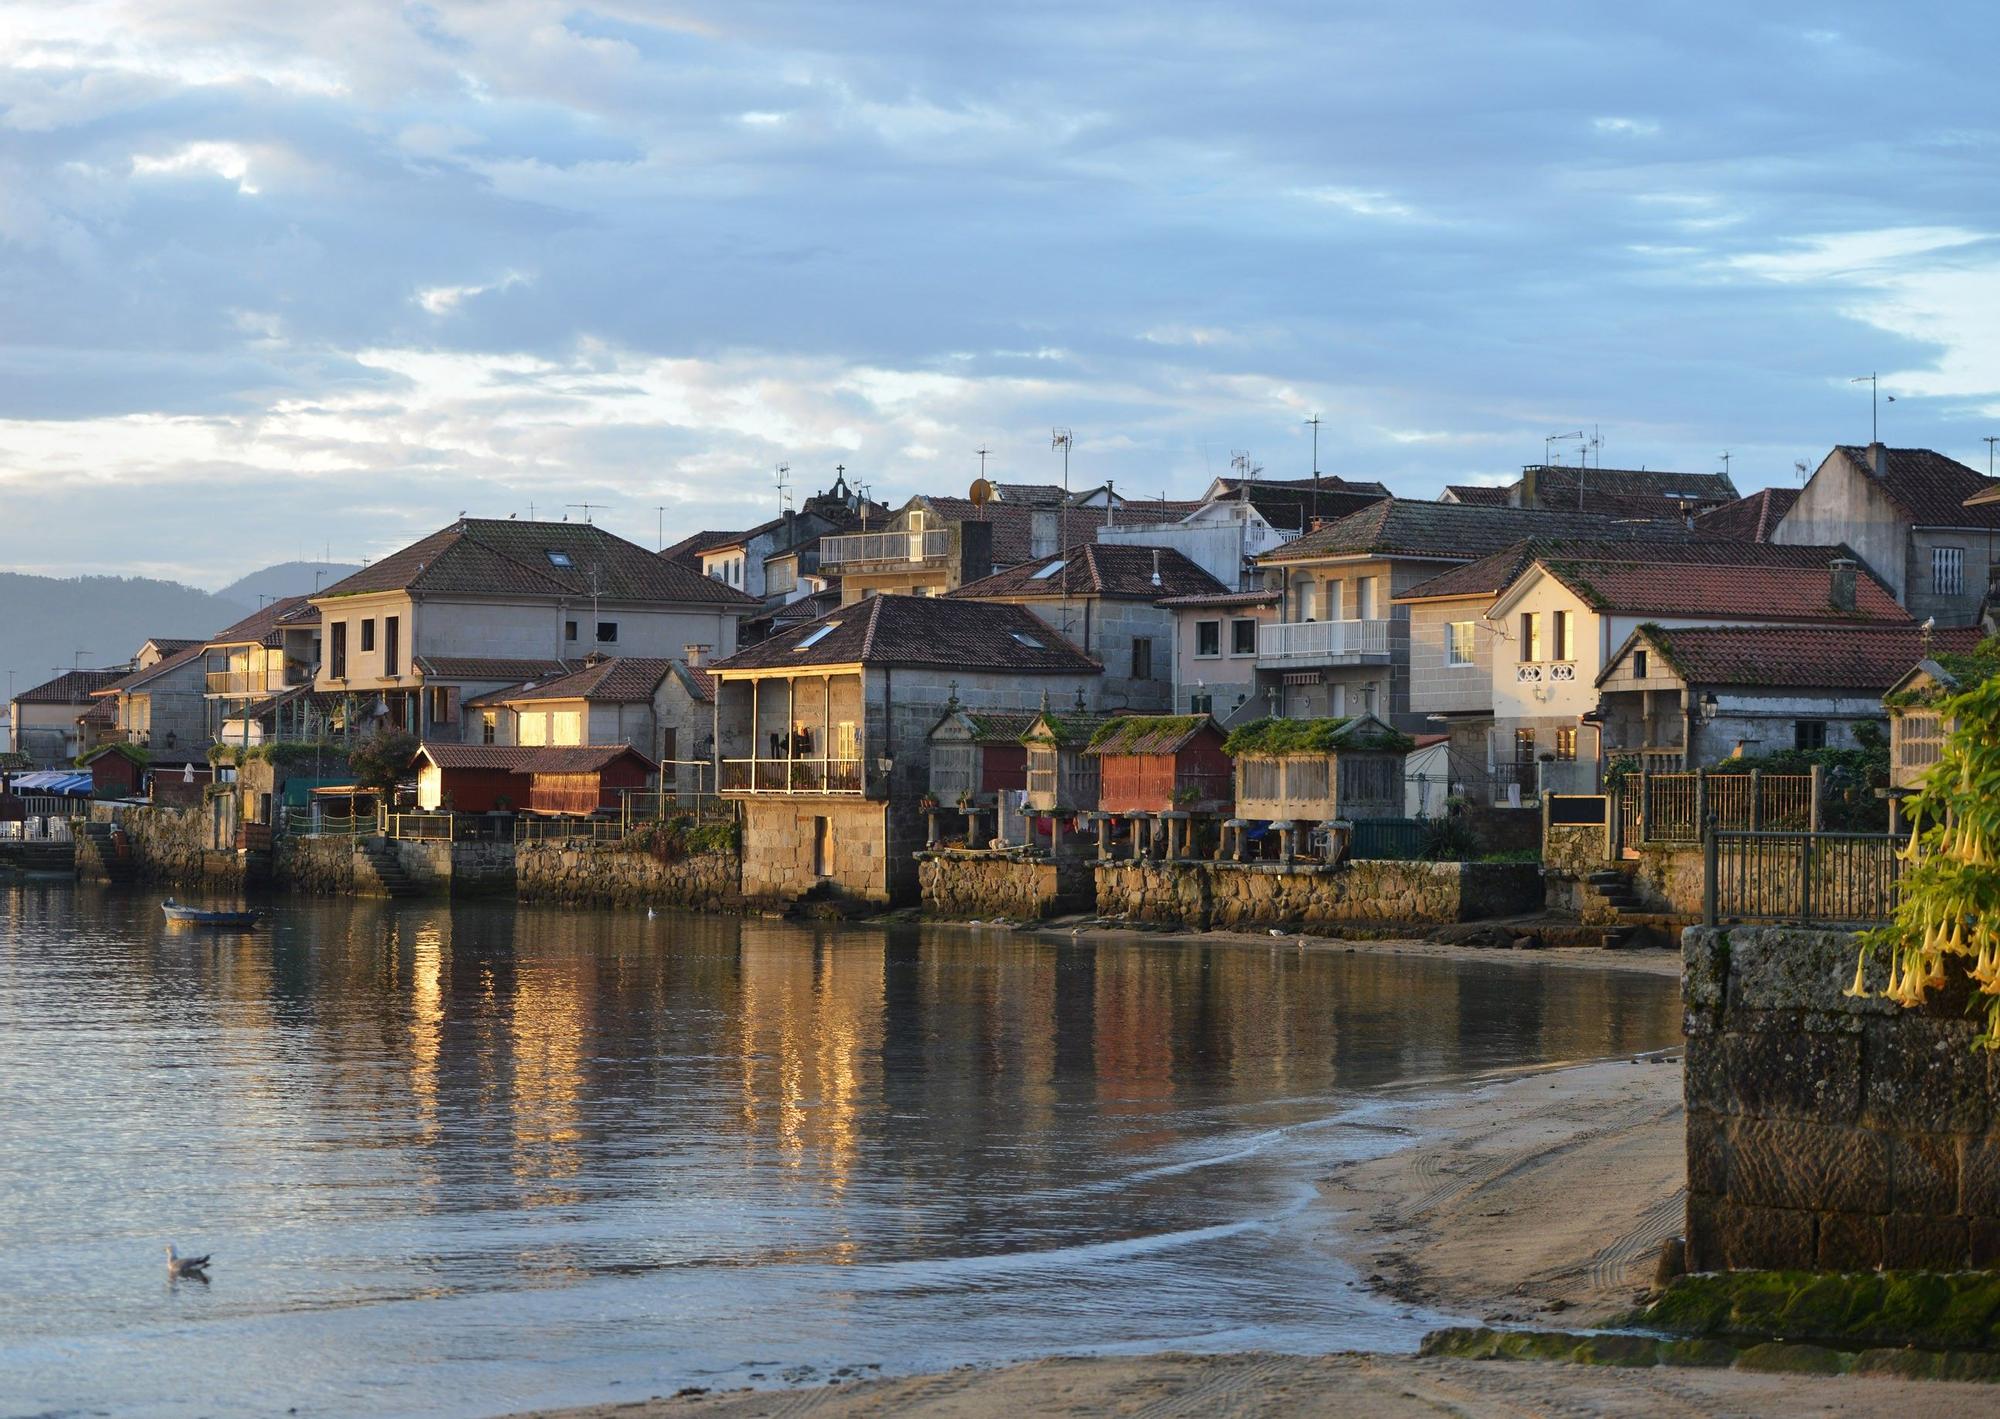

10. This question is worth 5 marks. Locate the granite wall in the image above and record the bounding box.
[517,842,738,910]
[95,804,246,889]
[276,836,360,896]
[1095,859,1543,931]
[1685,925,2000,1271]
[916,851,1095,920]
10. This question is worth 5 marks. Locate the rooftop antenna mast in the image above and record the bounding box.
[1543,430,1585,510]
[1985,436,1998,478]
[1719,450,1732,479]
[655,505,668,551]
[566,502,605,524]
[1851,372,1887,444]
[1304,414,1322,527]
[775,462,793,514]
[1052,429,1075,641]
[1588,425,1603,468]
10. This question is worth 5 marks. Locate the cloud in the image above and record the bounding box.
[1593,116,1660,137]
[414,270,533,315]
[130,140,262,193]
[1287,185,1421,220]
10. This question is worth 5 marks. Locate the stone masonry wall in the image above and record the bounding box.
[518,843,738,910]
[1542,822,1606,917]
[741,797,892,904]
[916,851,1095,920]
[1685,925,2000,1271]
[275,836,360,896]
[1095,859,1542,931]
[103,804,246,890]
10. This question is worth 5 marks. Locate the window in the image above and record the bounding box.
[1514,727,1536,762]
[1295,578,1316,621]
[1355,576,1376,620]
[360,619,375,653]
[1934,546,1965,597]
[1555,725,1577,761]
[1553,609,1573,661]
[596,621,618,644]
[1633,649,1648,679]
[1231,619,1257,655]
[564,620,578,642]
[796,622,841,650]
[481,711,497,745]
[1447,621,1476,667]
[1195,620,1221,657]
[429,687,455,725]
[812,815,833,877]
[1031,558,1067,580]
[1190,692,1214,714]
[1010,631,1045,649]
[551,710,582,745]
[661,728,678,773]
[520,713,548,746]
[384,616,399,676]
[1131,637,1155,680]
[1519,612,1540,662]
[1323,580,1343,621]
[1795,719,1828,751]
[546,550,573,567]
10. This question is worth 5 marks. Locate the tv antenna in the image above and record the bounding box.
[1719,451,1732,478]
[1544,430,1585,466]
[655,505,668,551]
[1794,460,1810,482]
[1051,429,1075,639]
[976,446,991,478]
[775,462,793,513]
[566,502,605,523]
[1850,373,1895,443]
[1587,425,1603,468]
[1305,415,1322,527]
[1985,436,1998,478]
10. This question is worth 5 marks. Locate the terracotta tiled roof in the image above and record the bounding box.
[1085,714,1219,756]
[711,594,1103,674]
[95,642,208,695]
[413,655,574,683]
[1613,623,1985,691]
[992,483,1069,505]
[1541,552,1907,623]
[205,595,319,649]
[1266,499,1681,565]
[1829,445,2000,529]
[1153,589,1282,609]
[78,698,115,725]
[476,657,675,706]
[144,638,204,655]
[1528,466,1737,505]
[660,529,742,567]
[13,669,127,704]
[949,543,1229,602]
[1398,535,1811,603]
[1691,487,1801,542]
[1442,485,1511,506]
[318,519,757,606]
[771,588,841,626]
[674,661,716,704]
[1207,477,1390,530]
[416,743,655,773]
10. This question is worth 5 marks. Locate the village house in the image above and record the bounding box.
[412,743,656,815]
[1773,443,2000,626]
[1691,486,1801,542]
[90,637,211,756]
[1478,543,1908,791]
[1595,622,1983,771]
[200,596,322,747]
[660,477,879,611]
[1095,476,1385,590]
[1256,500,1673,729]
[463,652,716,785]
[1158,588,1282,723]
[707,594,1102,905]
[8,668,127,766]
[948,542,1227,712]
[309,517,755,741]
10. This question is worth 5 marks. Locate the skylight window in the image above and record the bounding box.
[1030,559,1067,580]
[796,622,841,649]
[545,550,574,567]
[1010,632,1045,649]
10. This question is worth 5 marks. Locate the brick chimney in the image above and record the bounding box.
[1867,442,1888,478]
[1518,466,1538,509]
[682,643,711,667]
[1829,557,1857,613]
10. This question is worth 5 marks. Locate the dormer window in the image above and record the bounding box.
[796,622,841,649]
[546,550,573,567]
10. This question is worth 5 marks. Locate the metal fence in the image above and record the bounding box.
[1347,817,1431,860]
[282,807,371,838]
[514,815,629,845]
[1705,828,1902,926]
[1615,770,1818,846]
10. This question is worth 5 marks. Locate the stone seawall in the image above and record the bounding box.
[276,836,360,896]
[916,852,1094,920]
[517,843,738,910]
[96,804,246,890]
[1095,859,1543,931]
[1685,925,2000,1271]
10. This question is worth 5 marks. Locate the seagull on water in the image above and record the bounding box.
[166,1245,210,1281]
[1268,928,1286,938]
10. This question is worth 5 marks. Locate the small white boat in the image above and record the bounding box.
[162,898,262,927]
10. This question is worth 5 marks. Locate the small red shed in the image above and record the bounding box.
[414,743,656,815]
[1087,715,1234,815]
[81,745,147,799]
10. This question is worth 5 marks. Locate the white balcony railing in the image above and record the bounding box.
[719,757,866,795]
[819,528,951,567]
[1255,618,1392,666]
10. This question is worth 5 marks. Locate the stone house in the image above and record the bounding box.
[463,653,718,787]
[1257,500,1668,728]
[1482,544,1909,789]
[949,543,1227,712]
[1595,622,1982,770]
[707,594,1103,905]
[1773,443,2000,626]
[310,516,756,741]
[1158,589,1282,723]
[7,668,126,766]
[91,641,211,756]
[200,596,321,748]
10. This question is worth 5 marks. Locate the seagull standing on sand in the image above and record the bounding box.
[166,1245,210,1281]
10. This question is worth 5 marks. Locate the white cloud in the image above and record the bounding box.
[1728,227,1988,284]
[1287,185,1419,220]
[130,140,260,193]
[414,270,533,316]
[1593,116,1660,137]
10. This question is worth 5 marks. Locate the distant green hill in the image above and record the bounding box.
[0,572,251,708]
[214,560,360,607]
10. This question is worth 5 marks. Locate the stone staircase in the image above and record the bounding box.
[1,837,77,875]
[76,822,132,884]
[1584,868,1691,949]
[356,838,426,899]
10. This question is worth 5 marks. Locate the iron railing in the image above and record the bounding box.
[1254,617,1392,666]
[206,668,294,696]
[1616,770,1818,845]
[1705,828,1902,926]
[1348,817,1431,860]
[514,815,628,845]
[818,528,951,567]
[719,757,865,794]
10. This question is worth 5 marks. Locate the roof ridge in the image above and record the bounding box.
[448,523,591,596]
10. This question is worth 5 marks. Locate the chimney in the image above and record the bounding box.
[1519,466,1537,509]
[1829,557,1857,613]
[682,643,711,667]
[957,518,995,587]
[1867,442,1888,478]
[1029,507,1059,559]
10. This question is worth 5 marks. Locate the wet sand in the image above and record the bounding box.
[515,940,1997,1417]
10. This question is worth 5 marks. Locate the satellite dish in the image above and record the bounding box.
[969,477,993,508]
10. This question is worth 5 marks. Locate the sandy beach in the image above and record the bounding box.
[511,940,1997,1417]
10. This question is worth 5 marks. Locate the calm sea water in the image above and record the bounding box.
[0,881,1680,1419]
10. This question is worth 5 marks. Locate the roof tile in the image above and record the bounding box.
[711,595,1102,674]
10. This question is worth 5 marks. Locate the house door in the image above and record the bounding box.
[812,815,833,877]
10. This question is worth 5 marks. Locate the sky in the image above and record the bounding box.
[3,1,2000,587]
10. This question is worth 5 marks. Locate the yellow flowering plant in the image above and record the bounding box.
[1852,674,2000,1047]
